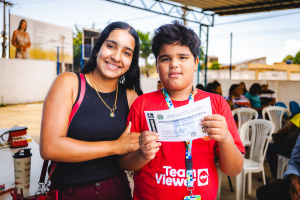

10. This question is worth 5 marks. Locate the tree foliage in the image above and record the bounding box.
[283,55,293,62]
[73,24,82,46]
[137,30,152,77]
[210,61,221,70]
[283,50,300,64]
[293,50,300,64]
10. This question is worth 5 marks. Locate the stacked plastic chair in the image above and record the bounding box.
[236,119,275,200]
[262,106,291,133]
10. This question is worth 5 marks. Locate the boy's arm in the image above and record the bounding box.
[217,131,244,176]
[201,114,244,177]
[119,131,160,171]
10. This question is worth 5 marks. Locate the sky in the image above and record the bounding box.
[1,0,300,65]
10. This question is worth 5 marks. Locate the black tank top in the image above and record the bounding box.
[51,73,129,185]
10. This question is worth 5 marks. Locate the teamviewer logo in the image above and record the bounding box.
[198,169,209,186]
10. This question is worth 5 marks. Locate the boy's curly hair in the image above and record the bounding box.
[152,21,201,62]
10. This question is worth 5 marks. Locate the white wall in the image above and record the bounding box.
[141,75,300,109]
[0,58,57,105]
[1,60,299,108]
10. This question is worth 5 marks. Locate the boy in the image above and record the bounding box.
[119,21,245,200]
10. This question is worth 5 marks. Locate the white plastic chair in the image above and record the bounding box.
[262,106,291,133]
[232,108,258,147]
[277,155,290,179]
[236,119,275,200]
[217,108,258,198]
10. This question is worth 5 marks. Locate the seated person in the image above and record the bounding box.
[266,113,300,180]
[196,83,205,91]
[206,80,222,96]
[257,133,300,200]
[244,83,264,116]
[157,80,164,90]
[226,84,250,110]
[260,81,276,106]
[239,81,248,95]
[212,80,223,96]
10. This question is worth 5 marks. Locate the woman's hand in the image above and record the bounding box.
[139,131,161,160]
[114,122,141,155]
[201,114,230,143]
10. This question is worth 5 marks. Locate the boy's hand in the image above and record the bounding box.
[200,114,230,143]
[139,131,161,160]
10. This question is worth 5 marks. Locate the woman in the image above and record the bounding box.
[12,19,31,59]
[239,81,248,95]
[40,22,142,199]
[206,80,222,96]
[245,83,264,115]
[226,84,250,110]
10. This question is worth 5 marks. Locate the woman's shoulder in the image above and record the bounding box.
[57,72,78,80]
[126,88,139,108]
[54,72,79,89]
[13,30,19,35]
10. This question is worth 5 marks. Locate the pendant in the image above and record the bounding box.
[110,112,115,117]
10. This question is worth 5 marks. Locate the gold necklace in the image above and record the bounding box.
[89,72,118,117]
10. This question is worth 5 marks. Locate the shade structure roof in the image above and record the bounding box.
[169,0,300,16]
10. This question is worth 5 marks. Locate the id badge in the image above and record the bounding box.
[183,195,201,200]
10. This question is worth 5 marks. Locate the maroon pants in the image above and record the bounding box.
[50,172,132,200]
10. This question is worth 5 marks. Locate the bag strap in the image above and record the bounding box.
[39,73,86,184]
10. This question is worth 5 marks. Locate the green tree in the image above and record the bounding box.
[293,50,300,64]
[73,24,82,46]
[73,24,82,72]
[283,54,294,62]
[210,61,221,70]
[137,30,152,77]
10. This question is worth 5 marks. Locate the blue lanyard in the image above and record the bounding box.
[161,88,196,193]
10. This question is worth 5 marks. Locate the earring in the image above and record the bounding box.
[119,74,125,84]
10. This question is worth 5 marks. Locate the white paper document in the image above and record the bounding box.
[145,97,212,142]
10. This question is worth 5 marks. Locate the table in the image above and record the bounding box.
[0,128,45,199]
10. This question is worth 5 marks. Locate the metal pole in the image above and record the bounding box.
[204,26,209,87]
[61,35,65,72]
[230,32,232,79]
[8,8,10,58]
[197,25,201,85]
[57,46,59,75]
[2,3,6,58]
[81,44,84,69]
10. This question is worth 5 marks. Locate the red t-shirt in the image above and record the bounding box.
[128,89,245,200]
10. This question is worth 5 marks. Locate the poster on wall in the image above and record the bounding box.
[9,14,73,63]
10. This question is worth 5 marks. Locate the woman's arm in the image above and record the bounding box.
[11,31,19,49]
[24,32,31,49]
[226,99,234,110]
[40,73,140,162]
